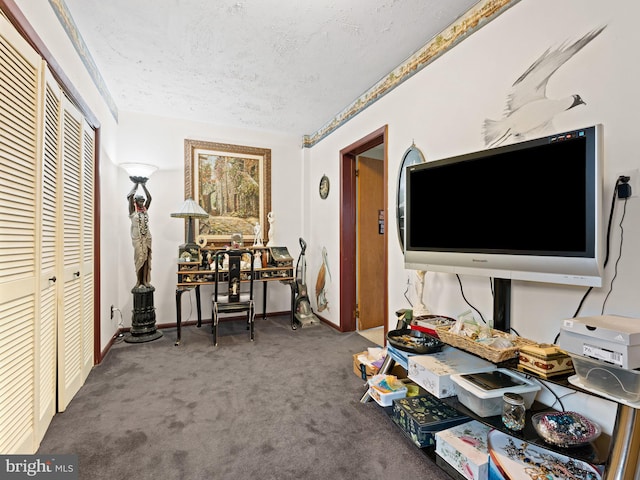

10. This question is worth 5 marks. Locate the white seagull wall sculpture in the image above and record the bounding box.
[483,26,606,147]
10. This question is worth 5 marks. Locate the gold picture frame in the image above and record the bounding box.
[184,139,271,247]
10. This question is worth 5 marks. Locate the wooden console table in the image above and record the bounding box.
[175,248,295,345]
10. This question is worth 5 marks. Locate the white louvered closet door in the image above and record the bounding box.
[35,69,62,444]
[80,119,94,383]
[0,13,95,452]
[57,98,91,412]
[0,14,43,454]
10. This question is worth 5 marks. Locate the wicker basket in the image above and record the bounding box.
[434,325,536,363]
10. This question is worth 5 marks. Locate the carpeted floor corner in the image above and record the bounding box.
[38,316,451,480]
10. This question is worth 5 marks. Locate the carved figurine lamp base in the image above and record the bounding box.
[125,285,163,343]
[122,162,163,343]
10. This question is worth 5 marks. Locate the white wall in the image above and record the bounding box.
[304,0,640,433]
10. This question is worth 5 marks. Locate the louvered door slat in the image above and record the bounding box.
[62,110,81,270]
[37,286,56,422]
[0,293,35,453]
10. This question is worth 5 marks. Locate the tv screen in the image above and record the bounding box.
[404,125,603,287]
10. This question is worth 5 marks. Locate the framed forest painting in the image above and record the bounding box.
[184,139,271,247]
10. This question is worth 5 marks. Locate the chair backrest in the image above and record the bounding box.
[213,249,255,303]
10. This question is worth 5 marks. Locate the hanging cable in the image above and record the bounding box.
[601,196,628,314]
[456,274,486,323]
[572,176,624,317]
[403,275,413,307]
[554,176,629,344]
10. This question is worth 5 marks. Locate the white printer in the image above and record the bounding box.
[558,315,640,370]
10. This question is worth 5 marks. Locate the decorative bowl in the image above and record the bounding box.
[532,411,601,447]
[386,328,444,354]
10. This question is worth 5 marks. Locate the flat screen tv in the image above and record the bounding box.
[404,124,603,288]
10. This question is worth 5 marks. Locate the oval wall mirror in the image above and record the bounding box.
[396,144,426,251]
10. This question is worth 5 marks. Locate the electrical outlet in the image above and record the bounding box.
[618,169,639,198]
[110,305,115,319]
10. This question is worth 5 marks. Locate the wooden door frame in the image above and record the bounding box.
[339,125,388,333]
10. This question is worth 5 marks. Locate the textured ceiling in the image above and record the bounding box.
[62,0,479,137]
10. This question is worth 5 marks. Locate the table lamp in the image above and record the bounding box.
[171,198,210,258]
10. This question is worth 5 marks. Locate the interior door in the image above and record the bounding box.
[80,122,95,381]
[57,99,85,411]
[357,156,384,330]
[0,14,43,454]
[35,70,62,443]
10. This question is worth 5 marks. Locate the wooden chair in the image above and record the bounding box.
[211,249,255,346]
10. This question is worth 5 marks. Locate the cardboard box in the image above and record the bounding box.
[559,315,640,369]
[408,347,494,398]
[352,351,405,380]
[391,394,469,448]
[435,420,491,480]
[353,352,380,378]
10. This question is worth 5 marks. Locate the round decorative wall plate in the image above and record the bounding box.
[319,174,330,199]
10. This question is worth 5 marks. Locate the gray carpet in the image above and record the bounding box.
[38,316,451,480]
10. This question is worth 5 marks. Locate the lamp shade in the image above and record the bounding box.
[120,163,158,179]
[170,198,209,218]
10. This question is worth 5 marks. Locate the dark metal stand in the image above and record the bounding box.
[493,278,511,332]
[125,285,163,343]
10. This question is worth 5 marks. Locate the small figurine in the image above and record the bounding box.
[253,222,263,246]
[266,211,275,246]
[413,270,431,315]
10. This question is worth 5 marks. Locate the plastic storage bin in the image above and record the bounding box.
[450,368,541,417]
[407,346,495,398]
[568,353,640,402]
[367,374,408,407]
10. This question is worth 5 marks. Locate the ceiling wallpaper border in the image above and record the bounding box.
[49,0,118,122]
[302,0,521,148]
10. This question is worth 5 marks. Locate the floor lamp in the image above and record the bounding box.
[121,162,163,343]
